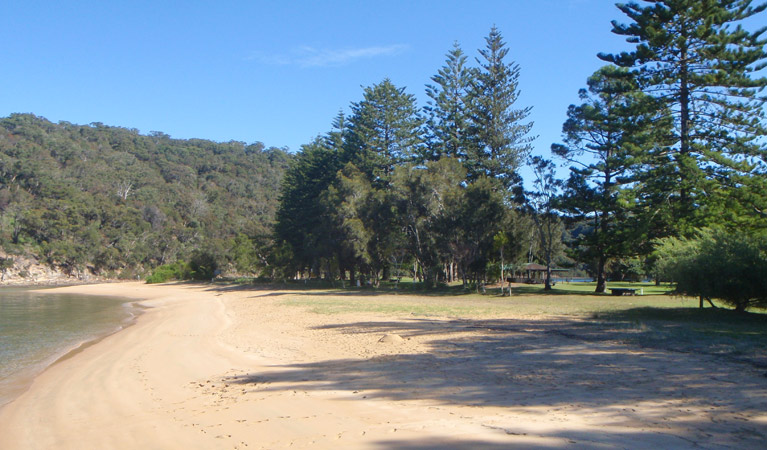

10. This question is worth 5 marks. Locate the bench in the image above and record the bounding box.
[609,288,637,296]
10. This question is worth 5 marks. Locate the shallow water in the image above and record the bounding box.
[0,288,136,407]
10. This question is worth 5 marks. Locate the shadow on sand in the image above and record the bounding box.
[224,315,767,447]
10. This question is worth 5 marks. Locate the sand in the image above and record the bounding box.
[1,282,765,449]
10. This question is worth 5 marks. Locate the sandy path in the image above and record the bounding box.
[1,283,766,449]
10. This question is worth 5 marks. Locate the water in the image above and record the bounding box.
[0,288,137,407]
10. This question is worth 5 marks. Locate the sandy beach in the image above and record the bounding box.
[0,282,765,449]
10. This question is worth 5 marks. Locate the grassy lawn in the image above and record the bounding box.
[276,280,682,317]
[267,280,767,369]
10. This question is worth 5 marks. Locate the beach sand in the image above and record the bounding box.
[1,282,765,449]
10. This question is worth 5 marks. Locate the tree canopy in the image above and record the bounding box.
[0,113,289,278]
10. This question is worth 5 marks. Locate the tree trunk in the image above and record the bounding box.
[595,255,607,293]
[544,254,552,291]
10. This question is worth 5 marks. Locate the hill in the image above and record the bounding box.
[0,113,290,282]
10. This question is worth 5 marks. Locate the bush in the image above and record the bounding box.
[188,250,218,281]
[146,261,190,284]
[652,229,767,312]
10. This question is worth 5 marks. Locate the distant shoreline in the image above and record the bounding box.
[1,278,126,289]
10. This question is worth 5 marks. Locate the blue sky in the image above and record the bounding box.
[3,0,632,172]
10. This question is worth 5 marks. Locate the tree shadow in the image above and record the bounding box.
[203,280,528,298]
[590,307,767,369]
[223,315,767,446]
[510,285,592,296]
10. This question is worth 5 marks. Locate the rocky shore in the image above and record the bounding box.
[0,254,106,287]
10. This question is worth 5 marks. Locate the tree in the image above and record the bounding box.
[653,228,767,312]
[552,65,668,292]
[345,79,424,182]
[467,26,535,191]
[527,157,565,291]
[599,0,767,232]
[448,177,506,289]
[274,137,342,274]
[324,163,403,286]
[392,157,466,287]
[0,113,289,279]
[425,42,474,162]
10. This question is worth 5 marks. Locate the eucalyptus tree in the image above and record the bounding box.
[392,157,466,287]
[323,163,404,285]
[467,26,535,192]
[526,157,565,291]
[599,0,767,232]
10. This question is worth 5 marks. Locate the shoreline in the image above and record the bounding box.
[0,287,147,409]
[1,282,766,449]
[45,300,147,365]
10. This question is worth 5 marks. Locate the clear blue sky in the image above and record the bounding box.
[3,0,632,171]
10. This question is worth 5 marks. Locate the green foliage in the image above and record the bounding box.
[188,250,218,281]
[146,261,190,284]
[652,229,767,312]
[392,158,466,287]
[424,42,473,161]
[0,113,289,277]
[526,157,566,290]
[599,0,767,233]
[345,79,424,181]
[272,28,541,288]
[606,257,646,282]
[274,137,342,272]
[467,26,534,190]
[552,65,669,291]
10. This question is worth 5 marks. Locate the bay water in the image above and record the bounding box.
[0,287,138,407]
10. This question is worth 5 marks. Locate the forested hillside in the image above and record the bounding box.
[0,113,289,280]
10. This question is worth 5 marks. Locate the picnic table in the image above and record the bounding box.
[609,288,637,296]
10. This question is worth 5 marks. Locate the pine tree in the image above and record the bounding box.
[467,26,535,191]
[345,79,424,183]
[552,65,669,292]
[274,134,342,275]
[424,42,474,163]
[599,0,767,232]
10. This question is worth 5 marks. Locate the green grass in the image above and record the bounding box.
[276,282,687,318]
[272,281,767,367]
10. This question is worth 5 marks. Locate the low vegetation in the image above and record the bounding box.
[273,281,767,368]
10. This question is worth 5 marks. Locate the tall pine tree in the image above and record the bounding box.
[467,26,535,192]
[599,0,767,233]
[345,79,424,183]
[424,42,474,163]
[553,65,670,292]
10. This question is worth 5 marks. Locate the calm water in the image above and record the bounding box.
[0,288,137,407]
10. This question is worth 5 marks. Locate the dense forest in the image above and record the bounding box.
[0,113,289,279]
[2,1,766,312]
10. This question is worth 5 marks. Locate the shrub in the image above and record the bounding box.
[188,250,218,281]
[146,261,190,284]
[653,229,767,312]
